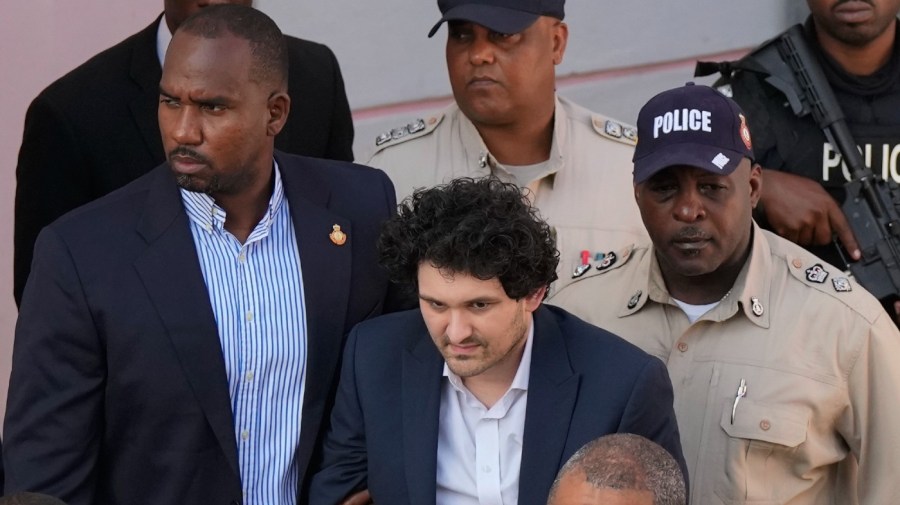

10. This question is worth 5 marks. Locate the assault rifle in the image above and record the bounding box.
[696,24,900,301]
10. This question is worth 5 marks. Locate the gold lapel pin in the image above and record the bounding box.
[329,224,347,246]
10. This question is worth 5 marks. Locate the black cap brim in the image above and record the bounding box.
[428,4,540,37]
[633,143,747,184]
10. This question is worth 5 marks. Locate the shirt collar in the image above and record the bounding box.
[156,14,172,68]
[456,96,566,187]
[624,221,771,329]
[180,159,285,236]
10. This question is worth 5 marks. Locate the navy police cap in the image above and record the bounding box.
[633,83,755,184]
[428,0,565,38]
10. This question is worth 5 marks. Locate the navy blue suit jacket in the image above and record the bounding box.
[309,305,687,505]
[3,152,395,505]
[14,15,355,305]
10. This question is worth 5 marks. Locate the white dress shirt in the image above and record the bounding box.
[436,324,534,505]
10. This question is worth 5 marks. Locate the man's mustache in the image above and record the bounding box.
[673,227,711,241]
[168,146,211,165]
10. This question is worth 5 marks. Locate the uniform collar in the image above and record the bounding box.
[455,95,567,188]
[621,221,772,329]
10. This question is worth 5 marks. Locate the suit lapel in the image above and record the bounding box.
[132,165,240,477]
[518,306,579,505]
[277,154,354,484]
[128,17,165,167]
[402,328,443,505]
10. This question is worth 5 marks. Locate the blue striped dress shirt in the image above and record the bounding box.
[181,162,306,505]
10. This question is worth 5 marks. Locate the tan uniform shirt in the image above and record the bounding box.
[549,224,900,504]
[366,96,647,293]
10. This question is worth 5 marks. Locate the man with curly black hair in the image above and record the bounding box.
[309,178,686,505]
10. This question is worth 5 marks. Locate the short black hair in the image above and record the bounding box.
[378,177,559,299]
[178,4,288,88]
[548,434,686,505]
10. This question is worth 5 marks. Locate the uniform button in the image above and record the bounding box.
[245,371,254,382]
[760,419,771,431]
[482,465,491,473]
[677,342,688,352]
[241,429,249,440]
[238,252,246,263]
[246,311,253,321]
[792,259,803,268]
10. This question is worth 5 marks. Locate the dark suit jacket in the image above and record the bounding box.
[3,152,394,505]
[14,15,354,304]
[309,305,688,505]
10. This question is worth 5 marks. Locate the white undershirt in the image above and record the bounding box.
[673,298,720,324]
[436,323,534,505]
[493,160,553,189]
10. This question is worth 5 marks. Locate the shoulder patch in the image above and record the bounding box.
[591,114,637,146]
[371,113,445,155]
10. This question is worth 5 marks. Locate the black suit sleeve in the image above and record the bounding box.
[617,356,690,491]
[308,324,370,505]
[14,95,94,306]
[322,47,355,163]
[4,227,104,505]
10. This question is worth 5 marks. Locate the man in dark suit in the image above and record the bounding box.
[3,6,388,505]
[13,0,354,305]
[309,178,686,505]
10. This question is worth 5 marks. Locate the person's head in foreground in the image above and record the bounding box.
[547,434,686,505]
[0,493,68,505]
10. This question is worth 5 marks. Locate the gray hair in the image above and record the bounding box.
[548,434,686,505]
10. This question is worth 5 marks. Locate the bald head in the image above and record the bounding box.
[548,434,686,505]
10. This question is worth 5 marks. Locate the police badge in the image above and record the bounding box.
[805,264,829,283]
[832,277,852,292]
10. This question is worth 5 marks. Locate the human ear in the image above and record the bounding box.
[266,92,291,136]
[551,21,568,65]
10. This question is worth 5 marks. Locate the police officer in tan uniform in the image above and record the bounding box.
[367,0,645,293]
[550,83,900,504]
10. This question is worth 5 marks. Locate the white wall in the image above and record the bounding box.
[0,1,164,432]
[0,1,808,428]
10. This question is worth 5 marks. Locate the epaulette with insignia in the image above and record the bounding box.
[786,255,852,294]
[591,114,637,146]
[784,253,887,322]
[371,113,445,155]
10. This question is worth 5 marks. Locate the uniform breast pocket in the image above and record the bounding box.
[714,399,809,504]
